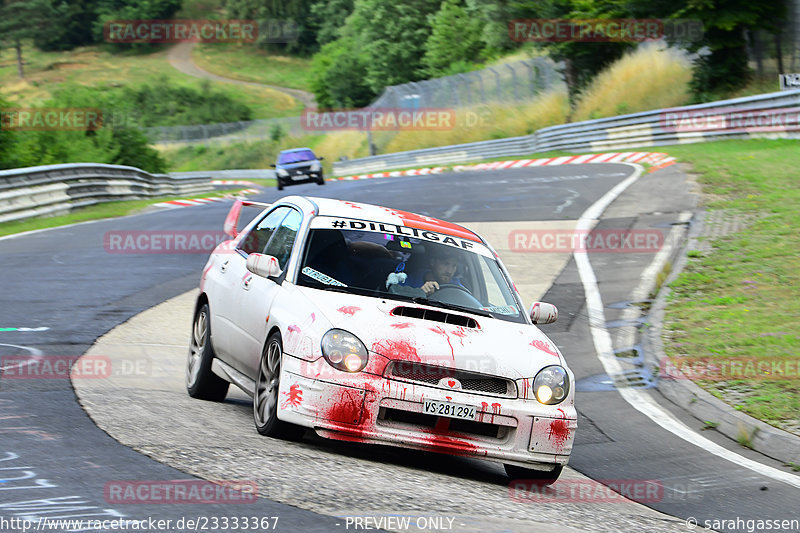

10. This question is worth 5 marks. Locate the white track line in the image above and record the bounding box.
[574,163,800,490]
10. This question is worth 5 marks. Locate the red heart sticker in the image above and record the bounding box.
[448,379,456,387]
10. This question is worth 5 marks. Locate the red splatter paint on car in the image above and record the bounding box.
[287,324,301,333]
[281,383,303,408]
[490,402,501,423]
[530,339,559,357]
[548,418,570,449]
[337,306,361,316]
[429,326,455,358]
[479,401,489,422]
[390,322,413,329]
[450,328,469,343]
[371,338,420,362]
[324,389,365,426]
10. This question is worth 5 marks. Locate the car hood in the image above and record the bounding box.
[296,286,566,380]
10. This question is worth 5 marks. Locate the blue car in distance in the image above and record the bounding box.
[271,148,325,190]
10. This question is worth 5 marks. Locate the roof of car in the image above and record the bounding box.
[305,197,482,243]
[279,147,314,153]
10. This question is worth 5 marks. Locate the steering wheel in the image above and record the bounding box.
[428,283,482,307]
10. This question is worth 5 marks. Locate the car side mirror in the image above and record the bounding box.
[246,253,281,279]
[530,302,558,324]
[317,156,324,160]
[269,164,276,168]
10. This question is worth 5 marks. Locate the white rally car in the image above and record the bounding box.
[187,196,576,482]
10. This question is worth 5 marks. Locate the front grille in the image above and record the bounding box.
[292,165,311,175]
[387,361,516,397]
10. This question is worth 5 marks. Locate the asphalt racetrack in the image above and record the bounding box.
[1,163,798,533]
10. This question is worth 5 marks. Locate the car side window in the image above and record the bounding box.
[263,209,302,269]
[238,207,290,255]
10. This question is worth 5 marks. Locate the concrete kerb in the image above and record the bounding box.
[642,204,800,466]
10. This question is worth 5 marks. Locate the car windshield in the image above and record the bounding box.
[297,220,526,323]
[278,150,316,164]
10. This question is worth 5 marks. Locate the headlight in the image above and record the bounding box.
[310,162,321,172]
[321,329,368,373]
[277,168,289,177]
[533,365,569,404]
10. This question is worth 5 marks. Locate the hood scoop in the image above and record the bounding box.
[391,306,479,329]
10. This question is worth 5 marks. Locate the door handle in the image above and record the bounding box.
[220,259,230,273]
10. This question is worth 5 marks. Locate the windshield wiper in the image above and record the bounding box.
[410,298,493,318]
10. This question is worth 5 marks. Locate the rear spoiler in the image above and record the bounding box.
[223,198,272,238]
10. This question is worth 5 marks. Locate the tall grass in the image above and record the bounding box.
[380,91,570,153]
[572,44,693,122]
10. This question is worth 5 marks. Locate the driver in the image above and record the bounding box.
[407,245,465,296]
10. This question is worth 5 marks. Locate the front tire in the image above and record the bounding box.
[316,174,325,185]
[276,179,284,191]
[253,333,304,439]
[186,303,229,401]
[504,464,563,486]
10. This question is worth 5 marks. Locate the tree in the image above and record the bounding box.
[35,0,101,51]
[93,0,182,51]
[422,0,484,77]
[310,37,375,108]
[0,0,65,78]
[343,0,441,92]
[509,0,637,102]
[310,0,354,46]
[679,0,788,97]
[226,0,321,55]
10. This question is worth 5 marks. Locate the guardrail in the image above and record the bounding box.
[0,163,213,224]
[333,89,800,176]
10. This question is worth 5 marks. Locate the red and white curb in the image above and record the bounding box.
[331,152,677,182]
[331,166,448,181]
[152,188,260,209]
[452,152,677,173]
[211,180,261,187]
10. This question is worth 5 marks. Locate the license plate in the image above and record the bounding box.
[423,400,477,421]
[291,174,306,180]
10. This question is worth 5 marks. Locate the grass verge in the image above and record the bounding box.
[660,139,799,435]
[192,43,313,91]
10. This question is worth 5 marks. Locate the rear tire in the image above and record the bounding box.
[253,332,305,439]
[504,464,563,486]
[186,303,229,401]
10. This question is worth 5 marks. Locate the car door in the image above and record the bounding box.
[211,206,291,366]
[229,207,303,377]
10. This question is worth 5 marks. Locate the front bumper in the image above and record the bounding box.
[277,170,323,185]
[280,355,576,470]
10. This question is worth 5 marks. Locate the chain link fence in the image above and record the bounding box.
[149,57,565,147]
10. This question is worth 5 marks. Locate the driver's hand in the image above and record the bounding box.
[421,281,439,295]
